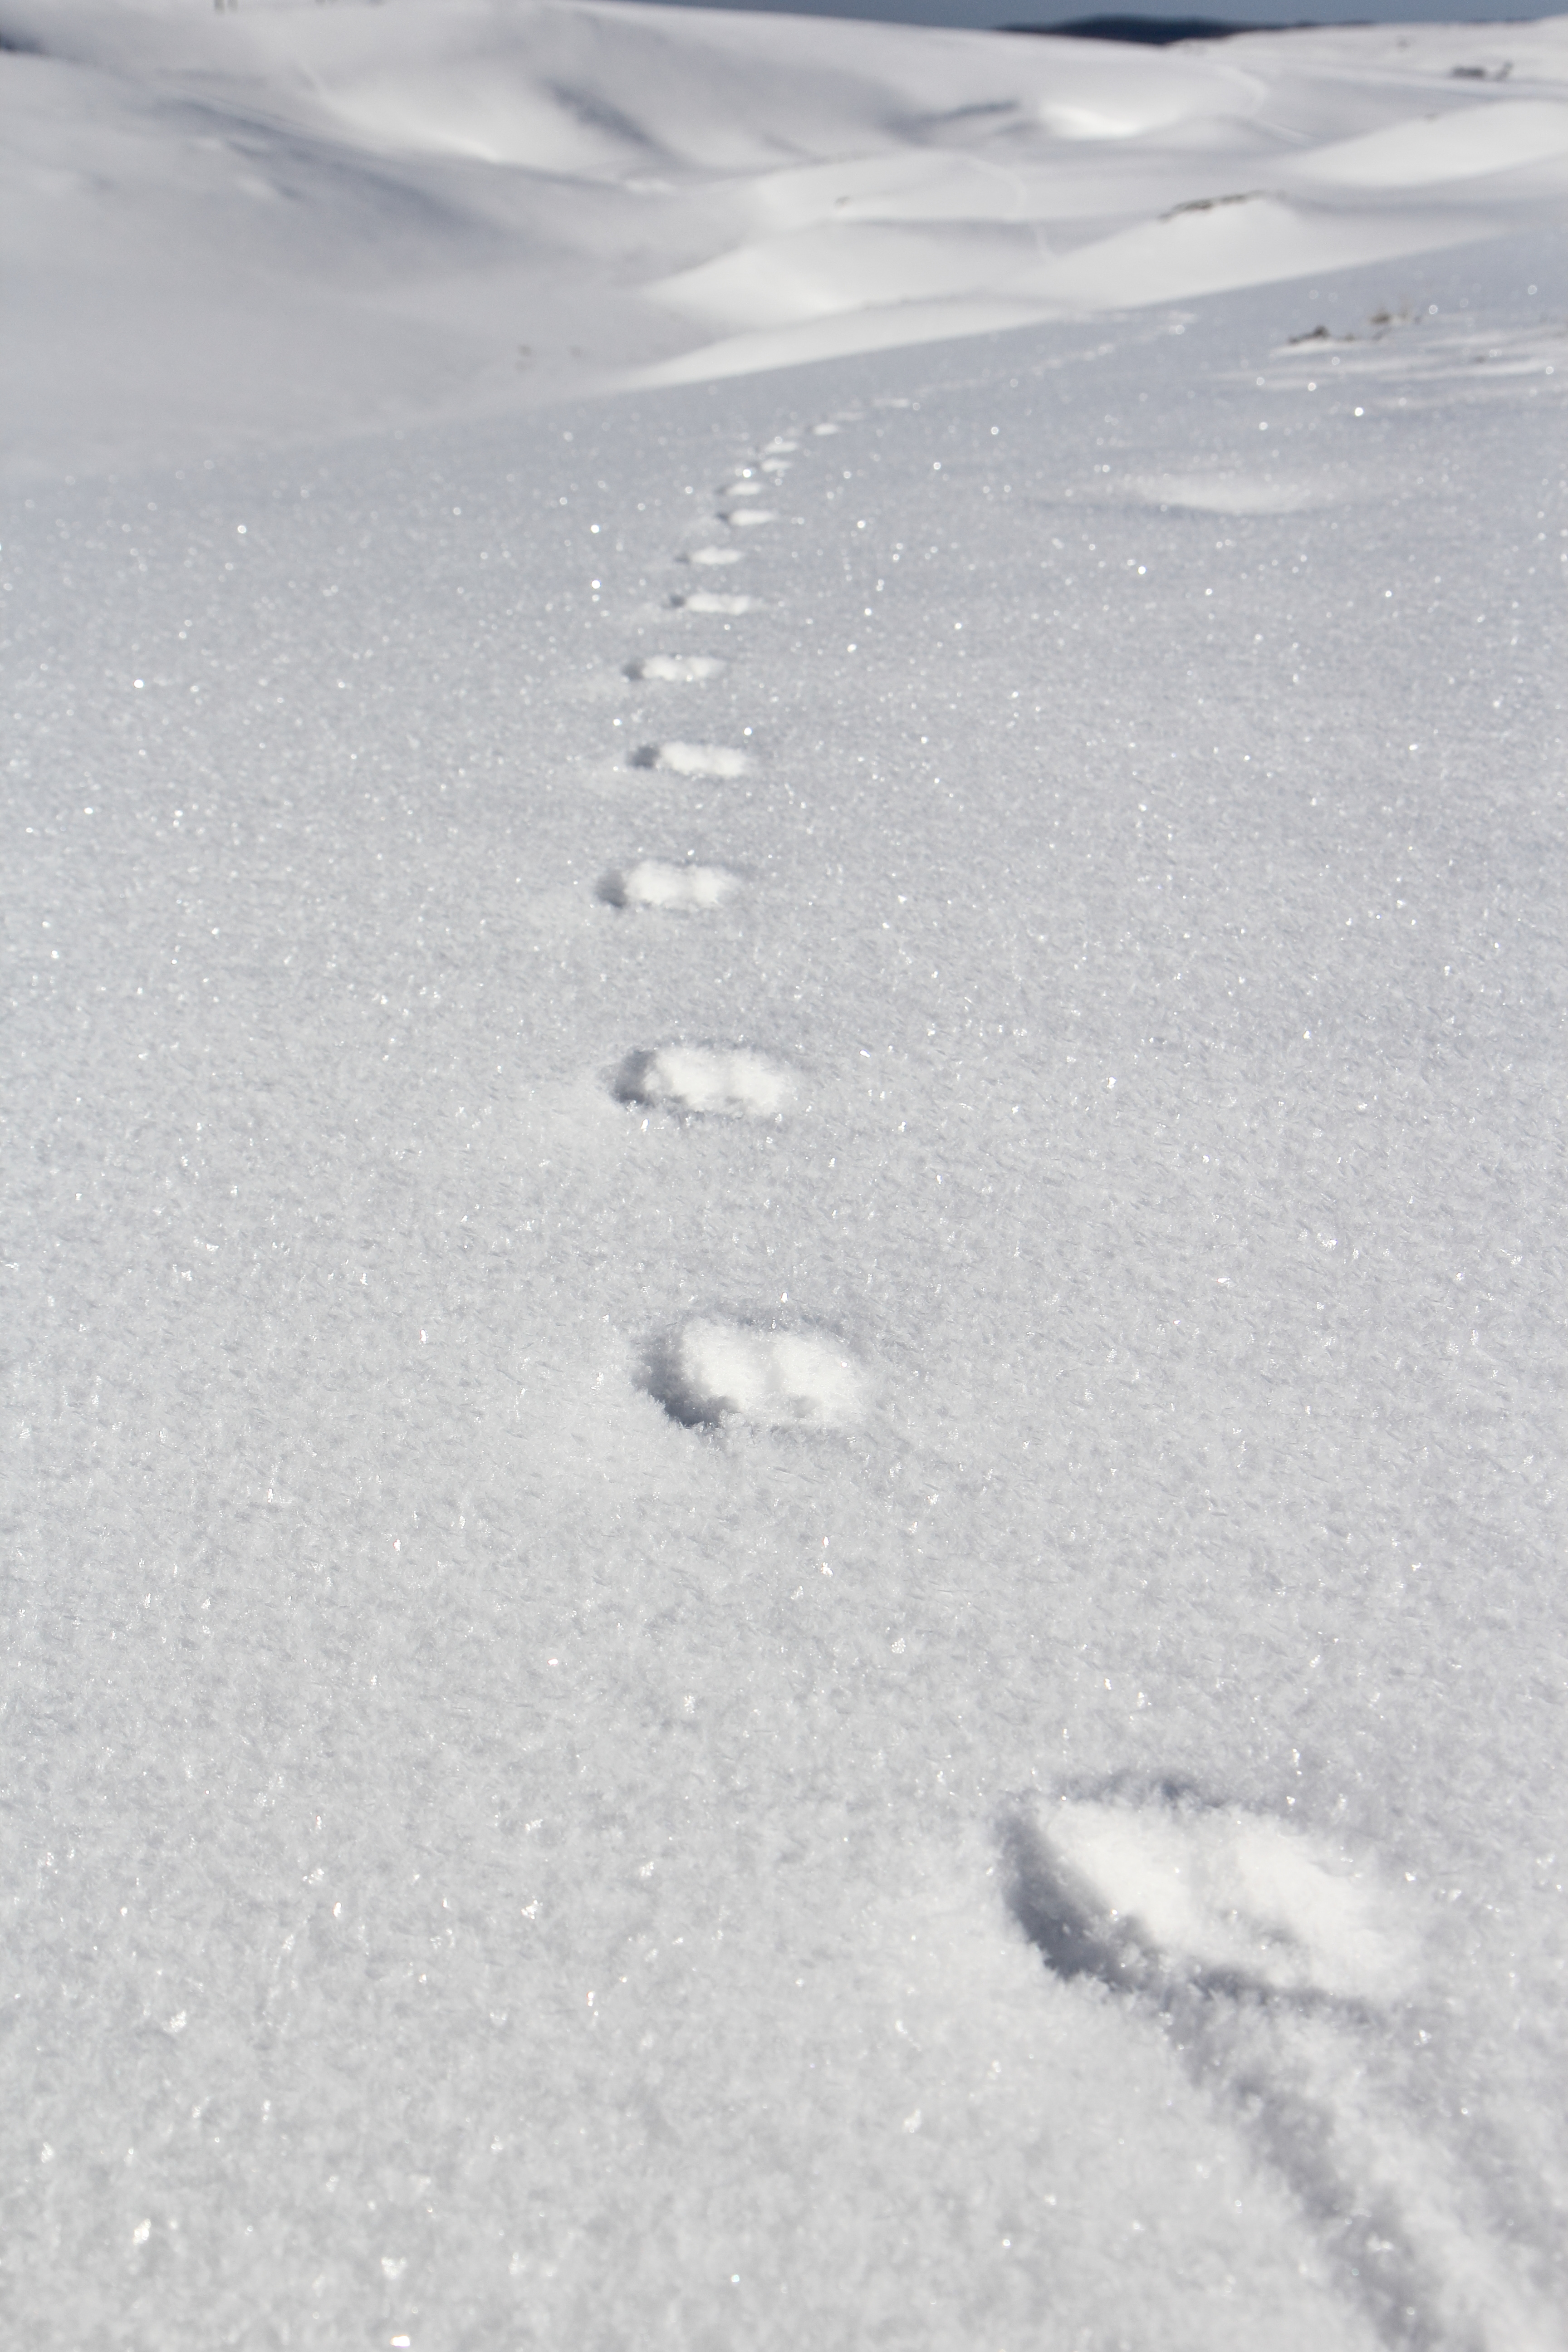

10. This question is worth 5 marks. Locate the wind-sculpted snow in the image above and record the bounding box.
[4,0,1567,475]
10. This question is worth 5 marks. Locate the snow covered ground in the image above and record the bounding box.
[5,0,1568,476]
[4,5,1567,2349]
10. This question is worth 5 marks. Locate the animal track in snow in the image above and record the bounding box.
[615,1044,791,1117]
[671,591,758,614]
[1006,1783,1406,2004]
[598,860,740,912]
[631,740,749,778]
[647,1317,864,1429]
[720,479,764,497]
[625,653,725,683]
[682,544,743,567]
[1002,1783,1551,2350]
[721,506,778,528]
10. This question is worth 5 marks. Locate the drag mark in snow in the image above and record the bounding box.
[646,1318,864,1429]
[1004,1785,1551,2351]
[614,1044,792,1117]
[631,741,749,778]
[671,592,758,614]
[598,861,740,912]
[682,545,743,567]
[624,653,726,682]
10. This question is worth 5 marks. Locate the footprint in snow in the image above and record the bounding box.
[631,741,749,778]
[624,654,725,683]
[1006,1782,1406,2005]
[615,1044,791,1118]
[598,860,740,913]
[671,591,758,615]
[720,479,765,498]
[762,438,799,455]
[1004,1783,1548,2350]
[647,1317,864,1430]
[721,507,778,529]
[682,545,743,568]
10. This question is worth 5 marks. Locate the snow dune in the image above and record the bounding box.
[3,0,1567,475]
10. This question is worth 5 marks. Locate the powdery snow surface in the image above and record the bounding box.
[4,0,1568,477]
[4,7,1568,2352]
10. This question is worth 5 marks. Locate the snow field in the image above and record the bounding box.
[5,1,1568,480]
[3,15,1567,2346]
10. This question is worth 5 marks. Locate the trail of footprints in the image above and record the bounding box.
[603,419,864,1431]
[585,403,1524,2347]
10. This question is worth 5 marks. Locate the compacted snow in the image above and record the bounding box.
[3,5,1566,2350]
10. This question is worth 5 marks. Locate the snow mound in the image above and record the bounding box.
[615,1045,791,1118]
[648,1318,865,1430]
[8,0,1568,477]
[632,741,749,779]
[625,654,725,683]
[598,862,740,913]
[1009,1787,1406,2004]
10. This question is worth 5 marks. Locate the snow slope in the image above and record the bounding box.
[3,7,1567,2352]
[3,0,1568,476]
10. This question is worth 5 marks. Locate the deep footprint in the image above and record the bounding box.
[1004,1782,1405,2003]
[647,1317,864,1429]
[598,861,740,912]
[615,1044,791,1117]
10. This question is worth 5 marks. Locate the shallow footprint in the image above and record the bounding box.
[683,545,743,568]
[598,860,740,912]
[672,591,759,615]
[615,1044,791,1117]
[631,741,749,778]
[625,654,726,683]
[647,1317,863,1429]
